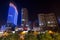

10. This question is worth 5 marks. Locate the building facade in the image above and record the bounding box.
[21,8,28,27]
[7,2,18,25]
[45,13,58,27]
[38,14,46,27]
[38,13,58,31]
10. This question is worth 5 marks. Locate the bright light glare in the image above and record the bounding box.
[21,31,27,34]
[12,31,15,33]
[48,30,53,34]
[21,19,25,21]
[0,31,3,34]
[48,21,50,24]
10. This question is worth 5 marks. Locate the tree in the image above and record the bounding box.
[53,32,60,40]
[25,31,38,40]
[39,31,54,40]
[44,31,54,40]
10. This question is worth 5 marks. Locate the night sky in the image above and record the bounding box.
[0,0,60,25]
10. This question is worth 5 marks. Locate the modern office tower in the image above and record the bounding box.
[38,13,58,31]
[46,13,58,27]
[38,14,46,31]
[7,2,18,25]
[21,8,28,27]
[38,14,46,27]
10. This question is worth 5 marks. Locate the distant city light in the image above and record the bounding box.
[12,31,15,33]
[21,19,25,21]
[48,21,55,24]
[26,24,29,26]
[15,28,19,31]
[48,21,50,24]
[39,23,43,26]
[39,24,42,26]
[21,24,24,26]
[0,31,3,34]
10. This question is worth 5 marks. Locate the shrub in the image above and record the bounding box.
[25,31,38,40]
[39,31,54,40]
[53,32,60,40]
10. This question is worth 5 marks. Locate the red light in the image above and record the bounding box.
[23,27,27,31]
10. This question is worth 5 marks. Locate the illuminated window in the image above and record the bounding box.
[26,24,29,27]
[47,25,56,27]
[39,23,43,26]
[48,21,51,24]
[12,31,15,33]
[50,25,54,27]
[21,19,25,21]
[51,21,54,23]
[39,24,42,26]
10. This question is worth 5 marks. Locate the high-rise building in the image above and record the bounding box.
[38,14,46,31]
[7,2,18,25]
[45,13,58,27]
[21,8,28,27]
[38,14,46,27]
[38,13,58,31]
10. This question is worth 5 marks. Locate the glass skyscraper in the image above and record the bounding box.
[7,2,18,25]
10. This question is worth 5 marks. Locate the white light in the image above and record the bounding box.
[0,31,3,34]
[41,32,45,34]
[12,31,15,33]
[0,31,3,37]
[18,28,23,30]
[15,28,18,31]
[48,21,50,24]
[39,24,42,26]
[39,23,43,26]
[21,24,24,26]
[21,19,25,21]
[26,24,29,26]
[23,31,28,33]
[26,27,30,31]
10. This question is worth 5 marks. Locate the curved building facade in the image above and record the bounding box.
[7,2,18,25]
